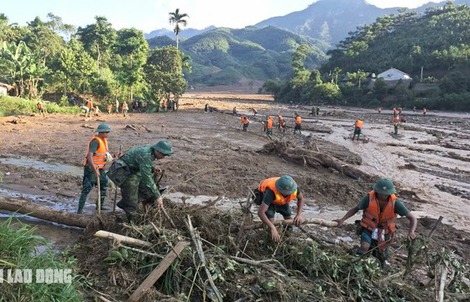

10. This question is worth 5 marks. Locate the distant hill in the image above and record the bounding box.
[145,26,215,40]
[256,0,470,45]
[148,26,328,86]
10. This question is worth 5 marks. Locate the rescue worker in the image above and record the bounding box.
[278,115,286,133]
[115,140,173,221]
[122,101,129,117]
[86,99,93,118]
[251,108,258,115]
[392,112,400,135]
[265,116,274,136]
[309,107,316,116]
[233,107,238,115]
[36,101,46,117]
[333,178,417,268]
[241,115,249,132]
[106,104,112,114]
[256,175,304,242]
[294,113,302,134]
[77,123,114,214]
[352,119,363,141]
[115,98,120,113]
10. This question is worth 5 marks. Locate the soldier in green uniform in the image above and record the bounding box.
[114,140,173,220]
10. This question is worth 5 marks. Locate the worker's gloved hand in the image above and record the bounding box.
[105,152,113,162]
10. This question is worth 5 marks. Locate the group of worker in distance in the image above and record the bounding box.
[239,112,302,136]
[79,102,418,270]
[353,106,430,140]
[80,98,129,118]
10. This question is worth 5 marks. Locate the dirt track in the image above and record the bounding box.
[1,90,470,253]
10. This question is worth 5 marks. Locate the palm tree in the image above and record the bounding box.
[168,9,189,49]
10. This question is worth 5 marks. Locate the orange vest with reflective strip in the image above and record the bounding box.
[295,116,302,125]
[355,120,363,128]
[83,136,108,169]
[267,118,273,129]
[258,177,298,206]
[360,191,397,234]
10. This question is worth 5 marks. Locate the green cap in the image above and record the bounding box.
[275,175,297,196]
[373,178,396,195]
[96,123,111,133]
[152,140,173,156]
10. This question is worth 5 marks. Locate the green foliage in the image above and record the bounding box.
[0,218,82,301]
[0,96,79,116]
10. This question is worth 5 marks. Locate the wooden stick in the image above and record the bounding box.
[428,216,443,239]
[94,230,152,248]
[97,175,101,216]
[128,241,189,302]
[241,218,338,231]
[187,215,223,302]
[438,264,448,302]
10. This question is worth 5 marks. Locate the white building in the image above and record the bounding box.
[377,68,412,81]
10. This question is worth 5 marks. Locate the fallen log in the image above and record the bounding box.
[241,218,338,231]
[0,196,95,228]
[94,230,153,248]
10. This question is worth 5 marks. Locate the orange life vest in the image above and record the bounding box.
[266,117,273,129]
[122,102,128,110]
[295,116,302,125]
[360,190,397,234]
[241,116,249,125]
[86,100,93,109]
[258,177,298,206]
[355,120,363,128]
[83,136,109,169]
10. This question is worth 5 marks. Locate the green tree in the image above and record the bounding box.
[144,46,187,105]
[56,38,96,94]
[77,16,117,71]
[114,28,149,102]
[169,9,189,49]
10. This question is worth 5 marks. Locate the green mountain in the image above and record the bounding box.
[322,2,470,80]
[148,26,328,86]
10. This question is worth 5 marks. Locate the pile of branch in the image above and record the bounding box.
[260,141,373,180]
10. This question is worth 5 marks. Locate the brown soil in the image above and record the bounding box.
[1,89,470,300]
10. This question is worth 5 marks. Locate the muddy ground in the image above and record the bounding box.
[1,89,470,299]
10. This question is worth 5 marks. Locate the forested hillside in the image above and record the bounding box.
[271,2,470,111]
[148,26,328,86]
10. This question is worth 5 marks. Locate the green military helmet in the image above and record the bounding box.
[275,175,297,196]
[373,178,396,195]
[152,139,173,156]
[96,123,111,133]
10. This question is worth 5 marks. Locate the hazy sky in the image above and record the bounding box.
[1,0,442,33]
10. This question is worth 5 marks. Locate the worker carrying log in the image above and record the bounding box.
[252,175,304,242]
[77,123,116,214]
[333,178,417,269]
[107,140,173,222]
[352,119,363,141]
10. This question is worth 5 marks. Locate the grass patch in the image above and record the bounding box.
[0,217,82,301]
[0,96,80,116]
